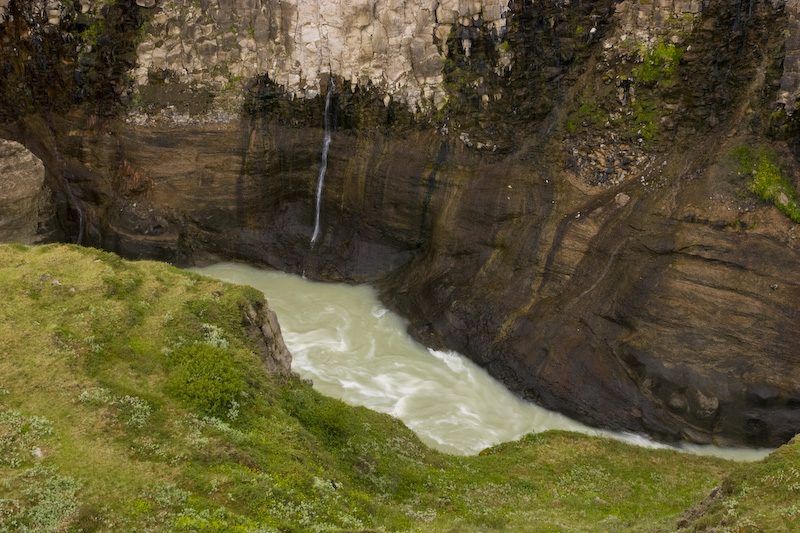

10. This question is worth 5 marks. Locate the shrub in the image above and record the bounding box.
[167,343,243,416]
[78,387,152,428]
[282,386,358,445]
[0,466,82,533]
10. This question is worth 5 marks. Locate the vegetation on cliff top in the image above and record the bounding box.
[0,244,797,532]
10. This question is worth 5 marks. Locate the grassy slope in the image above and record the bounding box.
[0,244,791,532]
[684,436,800,531]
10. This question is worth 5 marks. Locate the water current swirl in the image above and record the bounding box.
[195,263,770,461]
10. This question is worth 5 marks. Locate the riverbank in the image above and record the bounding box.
[195,262,771,463]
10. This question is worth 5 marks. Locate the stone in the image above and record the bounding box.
[120,0,511,112]
[243,300,293,376]
[0,140,46,245]
[668,393,688,413]
[691,390,719,420]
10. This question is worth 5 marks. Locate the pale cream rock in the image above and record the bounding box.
[777,0,800,113]
[2,0,510,112]
[126,0,510,111]
[604,0,703,52]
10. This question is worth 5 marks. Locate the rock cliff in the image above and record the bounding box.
[0,139,63,244]
[1,0,800,447]
[0,139,44,244]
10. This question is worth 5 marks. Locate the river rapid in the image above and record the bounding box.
[194,263,770,461]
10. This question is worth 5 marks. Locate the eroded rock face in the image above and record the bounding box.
[2,0,800,447]
[9,0,507,117]
[243,298,293,376]
[130,0,508,111]
[0,140,51,244]
[777,0,800,112]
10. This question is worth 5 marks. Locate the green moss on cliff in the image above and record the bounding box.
[0,244,795,532]
[635,43,685,87]
[732,144,800,222]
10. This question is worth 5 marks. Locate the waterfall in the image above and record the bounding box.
[45,119,85,245]
[311,80,334,246]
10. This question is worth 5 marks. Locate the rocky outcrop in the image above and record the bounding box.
[1,0,800,447]
[0,139,55,244]
[243,298,293,376]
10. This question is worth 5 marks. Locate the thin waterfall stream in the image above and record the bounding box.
[45,119,85,245]
[194,263,771,462]
[311,81,335,246]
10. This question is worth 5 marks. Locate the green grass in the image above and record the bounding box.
[565,102,607,133]
[689,437,800,531]
[635,43,684,86]
[631,99,659,144]
[0,244,796,531]
[732,144,800,222]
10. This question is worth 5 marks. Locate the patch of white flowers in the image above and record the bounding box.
[78,387,152,428]
[201,323,229,349]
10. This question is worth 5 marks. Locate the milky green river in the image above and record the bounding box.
[195,263,770,461]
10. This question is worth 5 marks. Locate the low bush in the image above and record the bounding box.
[167,343,243,416]
[281,385,359,446]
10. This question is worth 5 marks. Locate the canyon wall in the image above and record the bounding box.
[2,0,800,447]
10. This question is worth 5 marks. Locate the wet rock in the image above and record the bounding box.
[691,390,719,420]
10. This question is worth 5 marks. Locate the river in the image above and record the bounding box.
[194,263,770,461]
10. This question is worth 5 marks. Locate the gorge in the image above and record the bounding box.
[2,0,800,449]
[195,261,772,462]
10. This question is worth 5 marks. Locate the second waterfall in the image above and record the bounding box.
[311,80,335,246]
